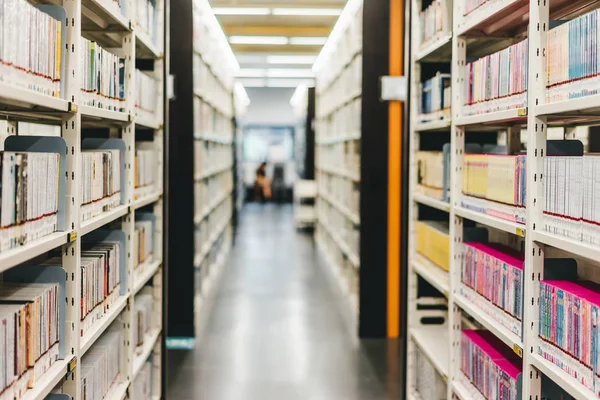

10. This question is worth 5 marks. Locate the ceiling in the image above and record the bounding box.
[210,0,347,87]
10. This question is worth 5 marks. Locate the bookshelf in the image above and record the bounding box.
[408,0,600,398]
[313,0,363,318]
[0,0,166,396]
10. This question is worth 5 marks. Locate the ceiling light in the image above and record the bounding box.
[288,37,328,46]
[229,36,288,45]
[267,79,315,88]
[266,55,317,64]
[271,8,342,16]
[237,78,268,87]
[266,69,315,78]
[212,7,270,15]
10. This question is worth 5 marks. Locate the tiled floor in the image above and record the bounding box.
[166,204,403,400]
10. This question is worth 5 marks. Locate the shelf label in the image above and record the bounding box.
[513,344,523,357]
[68,358,77,372]
[516,228,525,237]
[68,103,78,113]
[517,108,527,116]
[68,231,77,242]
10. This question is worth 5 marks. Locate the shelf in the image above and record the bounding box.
[194,132,234,145]
[316,239,359,314]
[451,378,486,400]
[454,292,523,355]
[316,165,360,182]
[81,105,130,124]
[316,132,361,145]
[414,194,450,212]
[0,231,70,272]
[455,205,526,236]
[416,32,453,62]
[193,92,232,120]
[133,329,161,378]
[20,356,75,400]
[134,192,162,209]
[318,90,362,119]
[455,108,527,127]
[195,163,233,181]
[319,191,360,225]
[135,29,162,59]
[414,118,452,132]
[533,230,600,262]
[133,259,162,295]
[410,326,449,379]
[537,94,600,125]
[136,114,161,130]
[82,0,130,33]
[80,295,129,356]
[106,380,130,400]
[194,216,231,267]
[194,191,231,224]
[412,254,449,297]
[455,0,528,37]
[531,353,597,400]
[80,204,130,236]
[0,82,71,116]
[318,218,360,268]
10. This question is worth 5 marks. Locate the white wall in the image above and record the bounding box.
[242,87,297,126]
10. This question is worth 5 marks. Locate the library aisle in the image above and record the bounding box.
[166,205,402,399]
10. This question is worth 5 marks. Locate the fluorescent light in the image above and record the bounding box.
[288,37,328,46]
[272,8,342,16]
[212,7,270,15]
[266,68,314,78]
[267,79,315,88]
[237,68,267,78]
[237,78,268,87]
[266,55,317,65]
[229,36,288,45]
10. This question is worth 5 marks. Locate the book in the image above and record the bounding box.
[416,221,450,271]
[132,360,153,399]
[0,152,60,253]
[135,147,157,191]
[417,150,445,199]
[134,219,153,268]
[133,287,154,348]
[80,150,121,222]
[135,0,158,44]
[415,345,446,399]
[419,73,451,119]
[135,69,157,118]
[419,0,448,47]
[0,0,62,98]
[80,325,121,400]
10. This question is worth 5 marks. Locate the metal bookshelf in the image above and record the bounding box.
[0,0,166,396]
[408,0,600,398]
[313,0,363,321]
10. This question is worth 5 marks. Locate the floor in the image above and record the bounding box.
[166,204,403,400]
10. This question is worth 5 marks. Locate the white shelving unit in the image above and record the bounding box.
[408,0,600,398]
[313,0,363,319]
[0,0,166,396]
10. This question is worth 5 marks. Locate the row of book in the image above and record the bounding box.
[544,154,600,244]
[461,330,521,400]
[464,39,528,115]
[81,150,121,222]
[194,142,233,178]
[463,154,527,207]
[80,38,125,112]
[417,150,447,201]
[132,360,153,399]
[0,0,62,97]
[414,345,446,400]
[80,326,121,400]
[135,148,157,190]
[134,219,153,268]
[0,152,61,253]
[135,0,158,44]
[539,279,600,392]
[134,288,154,349]
[463,242,524,321]
[420,73,451,117]
[546,9,600,103]
[416,221,450,272]
[0,281,60,399]
[135,69,157,115]
[419,0,447,46]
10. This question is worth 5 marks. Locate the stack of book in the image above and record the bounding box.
[80,38,125,111]
[0,282,60,399]
[132,360,153,399]
[134,288,154,349]
[416,221,450,272]
[417,150,445,200]
[539,280,600,394]
[135,148,157,192]
[0,0,62,98]
[80,327,122,400]
[80,242,122,336]
[464,39,528,115]
[415,345,446,399]
[463,242,524,321]
[544,153,600,244]
[462,154,527,224]
[461,330,521,399]
[0,152,61,252]
[419,0,447,46]
[419,73,451,121]
[135,0,158,44]
[81,150,121,221]
[547,9,600,103]
[134,219,153,267]
[135,69,157,117]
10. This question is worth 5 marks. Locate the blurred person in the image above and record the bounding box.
[254,162,271,202]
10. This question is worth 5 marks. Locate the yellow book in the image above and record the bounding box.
[416,221,449,271]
